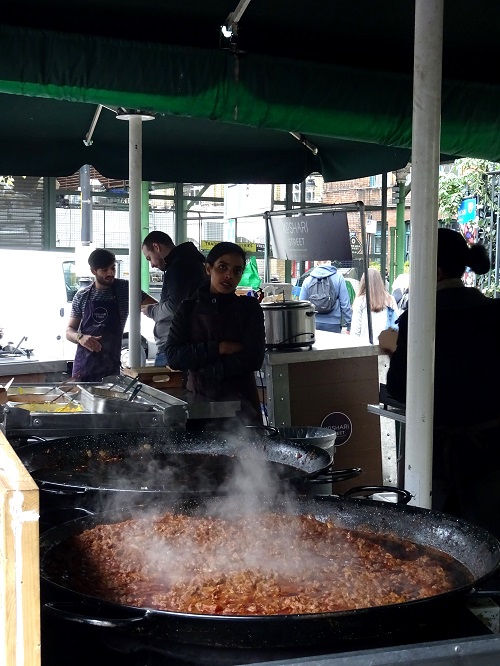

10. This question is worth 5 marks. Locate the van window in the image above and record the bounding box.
[63,260,79,301]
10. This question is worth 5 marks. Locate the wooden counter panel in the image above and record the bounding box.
[0,431,40,666]
[286,356,382,493]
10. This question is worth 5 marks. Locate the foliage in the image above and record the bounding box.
[438,158,499,224]
[438,158,500,295]
[0,175,14,188]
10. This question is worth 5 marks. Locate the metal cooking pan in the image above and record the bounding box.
[39,495,500,649]
[15,428,333,499]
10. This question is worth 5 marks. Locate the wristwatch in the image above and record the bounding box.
[76,332,83,342]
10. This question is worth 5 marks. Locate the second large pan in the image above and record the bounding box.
[16,427,334,498]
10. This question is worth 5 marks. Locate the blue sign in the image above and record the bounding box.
[457,197,477,226]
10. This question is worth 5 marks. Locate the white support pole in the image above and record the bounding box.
[127,114,143,369]
[405,0,444,508]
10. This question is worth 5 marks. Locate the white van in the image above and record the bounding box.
[0,249,77,360]
[0,249,156,363]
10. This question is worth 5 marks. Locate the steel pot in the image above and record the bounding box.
[39,495,500,649]
[261,300,315,350]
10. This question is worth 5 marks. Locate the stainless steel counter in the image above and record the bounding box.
[0,358,71,382]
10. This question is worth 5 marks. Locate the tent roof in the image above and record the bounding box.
[0,1,499,182]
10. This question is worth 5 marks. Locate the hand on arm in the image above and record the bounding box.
[66,316,102,352]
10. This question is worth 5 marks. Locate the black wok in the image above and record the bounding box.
[15,427,334,500]
[39,494,500,649]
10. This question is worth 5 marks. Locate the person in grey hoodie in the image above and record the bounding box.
[141,231,207,366]
[299,262,352,333]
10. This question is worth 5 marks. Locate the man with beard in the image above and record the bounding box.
[67,248,156,382]
[141,231,207,367]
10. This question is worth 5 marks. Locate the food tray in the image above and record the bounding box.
[78,385,160,414]
[11,402,83,413]
[8,394,69,404]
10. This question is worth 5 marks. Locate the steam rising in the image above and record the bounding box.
[93,424,311,588]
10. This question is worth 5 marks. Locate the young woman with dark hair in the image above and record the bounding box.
[166,242,265,430]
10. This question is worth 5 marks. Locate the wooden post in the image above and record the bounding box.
[0,431,40,666]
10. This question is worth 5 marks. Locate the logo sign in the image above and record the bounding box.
[268,212,352,262]
[201,240,256,253]
[350,233,362,254]
[92,307,108,324]
[320,411,353,446]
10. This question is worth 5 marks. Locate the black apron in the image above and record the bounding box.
[72,285,122,382]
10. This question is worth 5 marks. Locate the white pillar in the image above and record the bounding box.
[405,0,444,507]
[127,114,143,369]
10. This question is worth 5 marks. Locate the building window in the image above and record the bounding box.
[369,175,382,188]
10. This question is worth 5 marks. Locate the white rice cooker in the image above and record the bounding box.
[261,300,316,350]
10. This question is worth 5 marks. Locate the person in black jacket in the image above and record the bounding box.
[379,228,500,537]
[141,231,207,366]
[166,242,265,430]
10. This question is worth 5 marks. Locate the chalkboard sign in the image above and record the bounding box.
[268,212,352,261]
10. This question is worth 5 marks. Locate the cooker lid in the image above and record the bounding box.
[261,300,313,310]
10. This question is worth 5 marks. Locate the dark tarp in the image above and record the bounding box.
[0,94,411,184]
[0,1,499,182]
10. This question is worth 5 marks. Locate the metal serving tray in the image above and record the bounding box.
[77,385,160,414]
[0,378,188,440]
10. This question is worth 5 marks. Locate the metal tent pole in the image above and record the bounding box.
[116,110,154,368]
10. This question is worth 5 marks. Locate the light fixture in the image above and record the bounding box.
[394,163,411,184]
[221,0,253,39]
[115,108,155,122]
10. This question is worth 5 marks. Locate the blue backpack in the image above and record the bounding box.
[307,276,336,314]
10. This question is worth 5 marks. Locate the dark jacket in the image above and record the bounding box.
[386,282,500,535]
[146,242,207,351]
[387,283,500,427]
[166,285,265,426]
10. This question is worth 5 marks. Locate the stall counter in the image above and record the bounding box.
[263,331,382,493]
[0,358,71,385]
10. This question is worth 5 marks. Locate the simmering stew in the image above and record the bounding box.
[45,511,472,615]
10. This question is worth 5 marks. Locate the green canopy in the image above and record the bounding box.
[0,0,498,182]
